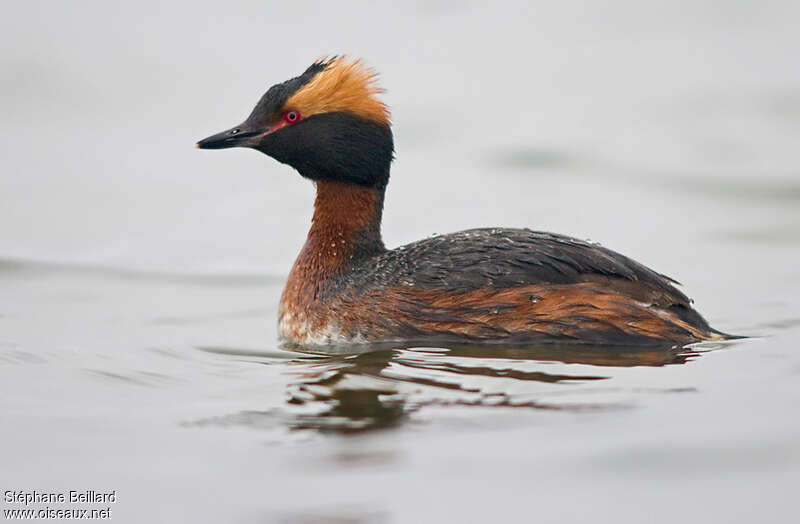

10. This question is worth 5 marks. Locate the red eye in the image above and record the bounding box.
[283,110,301,123]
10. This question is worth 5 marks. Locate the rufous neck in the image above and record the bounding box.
[279,181,385,324]
[306,180,386,263]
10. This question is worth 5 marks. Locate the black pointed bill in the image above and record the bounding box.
[196,124,263,149]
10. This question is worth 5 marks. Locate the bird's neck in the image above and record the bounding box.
[307,179,386,261]
[283,180,386,301]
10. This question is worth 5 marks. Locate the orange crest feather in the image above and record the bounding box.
[283,57,390,126]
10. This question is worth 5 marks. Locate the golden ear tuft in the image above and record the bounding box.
[284,56,390,126]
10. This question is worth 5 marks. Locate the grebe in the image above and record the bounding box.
[197,57,728,347]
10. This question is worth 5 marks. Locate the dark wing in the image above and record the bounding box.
[345,228,700,316]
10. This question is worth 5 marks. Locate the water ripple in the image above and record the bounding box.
[189,343,715,435]
[0,257,282,287]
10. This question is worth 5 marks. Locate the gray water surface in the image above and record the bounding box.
[2,2,799,522]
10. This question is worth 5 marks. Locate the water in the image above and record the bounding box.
[2,1,799,522]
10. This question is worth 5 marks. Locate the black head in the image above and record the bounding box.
[197,57,394,189]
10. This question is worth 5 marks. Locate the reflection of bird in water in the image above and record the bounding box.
[197,57,732,348]
[283,344,705,433]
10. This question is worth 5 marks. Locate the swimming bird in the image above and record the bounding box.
[197,57,728,347]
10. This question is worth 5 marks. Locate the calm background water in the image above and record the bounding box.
[1,1,799,522]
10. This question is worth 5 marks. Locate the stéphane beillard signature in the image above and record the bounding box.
[4,490,117,505]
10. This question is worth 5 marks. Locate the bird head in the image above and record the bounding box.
[197,57,394,188]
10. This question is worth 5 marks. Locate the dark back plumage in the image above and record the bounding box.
[340,228,677,294]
